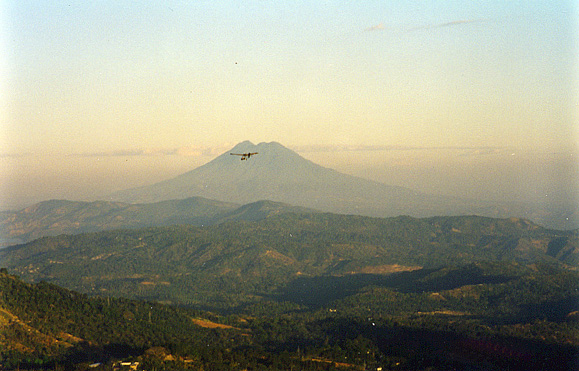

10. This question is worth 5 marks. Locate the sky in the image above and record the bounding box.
[1,1,578,211]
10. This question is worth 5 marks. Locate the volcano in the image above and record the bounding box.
[109,141,535,220]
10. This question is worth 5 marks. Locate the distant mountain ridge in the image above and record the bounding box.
[1,141,574,247]
[109,141,436,210]
[0,197,314,246]
[108,141,576,230]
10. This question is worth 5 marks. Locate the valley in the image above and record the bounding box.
[2,212,577,309]
[1,258,578,370]
[1,142,577,370]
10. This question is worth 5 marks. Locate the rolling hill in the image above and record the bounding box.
[3,265,578,371]
[0,269,251,369]
[2,209,578,370]
[108,141,576,230]
[2,212,576,309]
[0,198,315,247]
[1,141,574,247]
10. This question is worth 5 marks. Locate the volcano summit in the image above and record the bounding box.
[108,141,562,226]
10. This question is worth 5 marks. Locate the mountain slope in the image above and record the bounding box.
[0,198,238,247]
[109,141,447,213]
[108,141,573,229]
[0,270,249,369]
[2,266,578,371]
[2,213,576,308]
[0,198,315,246]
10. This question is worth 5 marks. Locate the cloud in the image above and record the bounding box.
[408,19,484,32]
[0,152,32,159]
[365,23,385,32]
[365,19,484,33]
[63,144,509,159]
[457,147,509,157]
[293,144,415,152]
[69,145,231,158]
[292,144,509,156]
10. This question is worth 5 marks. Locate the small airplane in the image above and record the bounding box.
[230,152,258,161]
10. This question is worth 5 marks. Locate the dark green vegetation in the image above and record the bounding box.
[1,262,578,370]
[1,213,578,369]
[0,270,250,370]
[1,213,577,309]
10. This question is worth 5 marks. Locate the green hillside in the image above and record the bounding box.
[0,270,252,370]
[2,262,578,370]
[1,213,576,309]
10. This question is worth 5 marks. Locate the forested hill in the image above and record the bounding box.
[2,261,579,370]
[1,213,576,309]
[0,198,315,246]
[0,269,251,369]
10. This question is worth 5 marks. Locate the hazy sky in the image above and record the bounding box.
[1,1,577,210]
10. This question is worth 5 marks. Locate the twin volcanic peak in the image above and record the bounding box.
[108,141,558,227]
[109,141,348,205]
[0,141,573,233]
[108,141,434,212]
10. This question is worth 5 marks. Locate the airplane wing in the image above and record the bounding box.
[231,152,258,160]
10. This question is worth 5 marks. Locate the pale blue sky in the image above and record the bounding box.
[1,1,577,209]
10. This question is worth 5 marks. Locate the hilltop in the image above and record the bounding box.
[0,198,314,246]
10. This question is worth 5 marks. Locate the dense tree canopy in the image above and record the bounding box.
[1,214,578,370]
[1,214,576,309]
[1,260,578,370]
